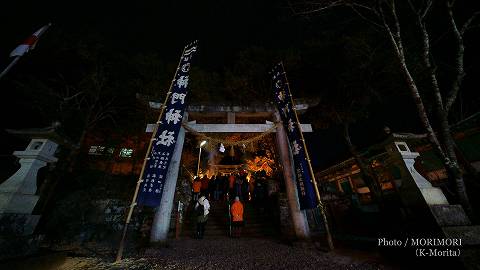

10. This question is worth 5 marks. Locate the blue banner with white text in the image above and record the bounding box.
[272,62,318,210]
[137,42,198,207]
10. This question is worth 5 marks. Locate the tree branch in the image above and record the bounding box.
[287,0,344,15]
[444,1,466,113]
[389,0,402,52]
[378,1,404,61]
[409,0,443,111]
[63,91,84,102]
[348,3,383,28]
[460,11,479,35]
[421,0,432,20]
[407,0,420,16]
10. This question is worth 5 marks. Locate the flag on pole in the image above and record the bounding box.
[136,41,198,207]
[9,23,52,57]
[272,63,318,209]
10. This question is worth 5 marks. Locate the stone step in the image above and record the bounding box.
[191,215,269,220]
[181,202,279,238]
[184,213,271,220]
[182,230,279,237]
[187,219,269,224]
[442,225,480,246]
[184,211,270,217]
[182,229,278,236]
[184,214,270,220]
[182,231,278,237]
[183,223,273,230]
[184,222,272,228]
[430,205,471,226]
[183,220,272,227]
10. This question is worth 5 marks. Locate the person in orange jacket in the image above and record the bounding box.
[230,196,244,238]
[192,177,202,201]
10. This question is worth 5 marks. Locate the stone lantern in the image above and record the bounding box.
[384,134,480,267]
[0,138,58,215]
[0,125,67,237]
[385,139,449,206]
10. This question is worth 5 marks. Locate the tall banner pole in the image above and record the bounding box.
[280,62,334,250]
[0,56,21,80]
[115,45,188,263]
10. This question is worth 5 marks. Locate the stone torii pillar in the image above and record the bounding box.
[274,112,310,239]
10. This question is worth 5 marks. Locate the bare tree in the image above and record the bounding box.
[307,30,394,206]
[15,62,117,174]
[336,110,383,203]
[71,65,116,147]
[289,0,479,216]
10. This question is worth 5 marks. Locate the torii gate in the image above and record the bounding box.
[148,102,316,242]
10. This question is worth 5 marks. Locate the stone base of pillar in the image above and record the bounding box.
[429,206,480,269]
[0,193,39,214]
[430,204,471,227]
[0,213,41,235]
[278,193,295,239]
[419,187,449,205]
[0,213,43,260]
[385,139,480,268]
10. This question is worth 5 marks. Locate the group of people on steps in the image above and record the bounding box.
[192,171,254,239]
[192,170,266,203]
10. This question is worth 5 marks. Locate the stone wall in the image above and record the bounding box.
[0,214,43,260]
[41,198,149,256]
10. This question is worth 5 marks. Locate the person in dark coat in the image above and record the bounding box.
[213,174,222,201]
[228,173,235,199]
[200,174,209,197]
[254,179,265,207]
[241,172,249,201]
[235,173,243,199]
[221,174,228,201]
[208,175,215,200]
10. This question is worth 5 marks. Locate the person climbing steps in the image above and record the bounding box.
[195,196,210,239]
[230,196,244,238]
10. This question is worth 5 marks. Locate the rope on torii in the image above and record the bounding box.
[182,122,279,152]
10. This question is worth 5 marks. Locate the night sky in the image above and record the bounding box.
[1,0,479,172]
[1,1,292,66]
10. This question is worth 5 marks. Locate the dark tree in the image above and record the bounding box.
[288,0,479,217]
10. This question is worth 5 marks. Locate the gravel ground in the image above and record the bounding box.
[1,237,391,270]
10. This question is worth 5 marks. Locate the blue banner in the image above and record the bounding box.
[137,42,198,207]
[272,63,318,210]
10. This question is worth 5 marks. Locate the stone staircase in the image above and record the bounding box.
[181,200,279,238]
